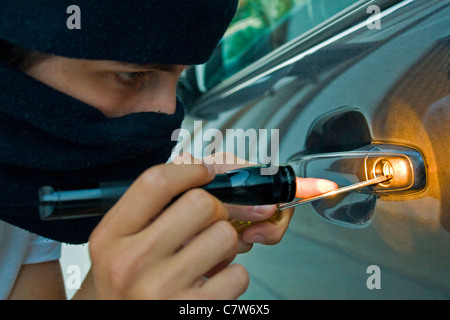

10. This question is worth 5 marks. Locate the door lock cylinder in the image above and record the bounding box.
[365,145,426,195]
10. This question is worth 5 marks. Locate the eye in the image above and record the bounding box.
[114,71,148,86]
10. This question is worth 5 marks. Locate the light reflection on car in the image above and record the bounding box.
[178,0,450,299]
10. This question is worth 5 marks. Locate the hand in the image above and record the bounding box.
[199,153,338,253]
[89,159,249,299]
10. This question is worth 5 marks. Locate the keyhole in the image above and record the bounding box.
[372,158,394,187]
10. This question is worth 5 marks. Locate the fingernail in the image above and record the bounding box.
[253,205,274,215]
[249,234,264,244]
[317,180,339,193]
[203,163,215,176]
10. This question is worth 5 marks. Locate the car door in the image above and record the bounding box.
[177,0,450,299]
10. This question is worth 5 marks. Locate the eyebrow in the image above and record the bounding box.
[112,61,182,72]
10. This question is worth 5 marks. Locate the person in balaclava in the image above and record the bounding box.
[0,1,337,299]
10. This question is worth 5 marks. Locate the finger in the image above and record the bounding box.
[237,238,253,253]
[203,152,253,173]
[203,257,235,279]
[101,157,215,236]
[241,208,294,245]
[173,220,239,287]
[136,188,229,258]
[296,178,338,199]
[226,203,277,221]
[171,152,197,165]
[197,264,249,299]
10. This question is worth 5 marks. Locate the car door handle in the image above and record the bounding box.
[286,144,427,227]
[278,174,392,210]
[289,144,426,195]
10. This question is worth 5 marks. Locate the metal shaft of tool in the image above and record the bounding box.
[278,174,393,210]
[230,174,393,232]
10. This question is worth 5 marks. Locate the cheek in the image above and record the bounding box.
[72,77,179,118]
[95,86,178,117]
[122,77,179,115]
[59,78,128,117]
[127,94,177,115]
[27,60,180,117]
[27,60,122,115]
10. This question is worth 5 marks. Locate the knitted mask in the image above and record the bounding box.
[0,1,238,243]
[0,61,185,244]
[0,0,238,65]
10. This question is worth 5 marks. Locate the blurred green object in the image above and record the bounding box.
[215,0,358,87]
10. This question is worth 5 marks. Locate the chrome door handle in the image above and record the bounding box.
[287,144,427,228]
[279,174,392,210]
[289,144,426,195]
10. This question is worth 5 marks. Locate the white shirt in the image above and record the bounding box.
[0,220,61,299]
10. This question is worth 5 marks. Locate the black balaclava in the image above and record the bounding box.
[0,0,238,244]
[0,0,238,65]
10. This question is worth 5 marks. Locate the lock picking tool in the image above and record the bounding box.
[278,174,393,210]
[230,174,393,231]
[39,165,392,232]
